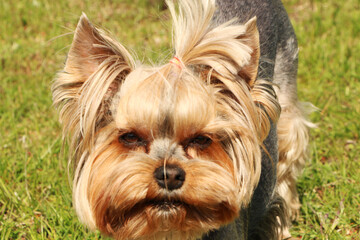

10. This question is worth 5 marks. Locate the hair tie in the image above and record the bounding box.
[169,56,183,69]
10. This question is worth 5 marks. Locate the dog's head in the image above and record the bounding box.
[53,0,280,239]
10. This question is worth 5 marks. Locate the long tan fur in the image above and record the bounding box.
[53,0,282,239]
[276,101,315,221]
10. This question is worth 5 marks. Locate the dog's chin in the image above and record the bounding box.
[98,195,238,240]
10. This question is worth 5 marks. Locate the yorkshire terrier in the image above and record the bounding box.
[52,0,314,239]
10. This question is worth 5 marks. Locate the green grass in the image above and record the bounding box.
[0,0,359,239]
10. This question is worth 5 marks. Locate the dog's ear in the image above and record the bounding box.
[170,0,260,87]
[63,13,134,91]
[53,14,134,153]
[237,17,260,86]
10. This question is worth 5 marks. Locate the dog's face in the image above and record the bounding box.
[53,0,280,239]
[88,66,241,238]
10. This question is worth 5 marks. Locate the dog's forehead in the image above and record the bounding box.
[112,67,217,137]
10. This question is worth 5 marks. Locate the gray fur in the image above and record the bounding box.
[202,0,299,239]
[149,138,185,161]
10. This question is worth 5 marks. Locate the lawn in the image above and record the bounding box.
[0,0,359,239]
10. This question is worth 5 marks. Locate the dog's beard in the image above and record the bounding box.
[74,128,240,240]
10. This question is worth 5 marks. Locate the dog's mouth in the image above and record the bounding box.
[146,198,187,212]
[148,199,184,211]
[105,196,238,234]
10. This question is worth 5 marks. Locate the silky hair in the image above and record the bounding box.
[52,0,281,237]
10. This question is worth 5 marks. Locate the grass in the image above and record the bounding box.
[0,0,359,239]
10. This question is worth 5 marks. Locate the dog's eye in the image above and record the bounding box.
[188,135,212,149]
[119,132,145,146]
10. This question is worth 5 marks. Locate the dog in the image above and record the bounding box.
[52,0,314,239]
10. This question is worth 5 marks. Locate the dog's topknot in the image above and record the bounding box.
[167,0,260,85]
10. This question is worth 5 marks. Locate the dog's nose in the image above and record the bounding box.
[154,165,185,190]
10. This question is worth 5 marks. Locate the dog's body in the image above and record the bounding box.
[206,1,314,239]
[53,0,313,239]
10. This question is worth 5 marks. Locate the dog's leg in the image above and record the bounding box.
[273,29,315,226]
